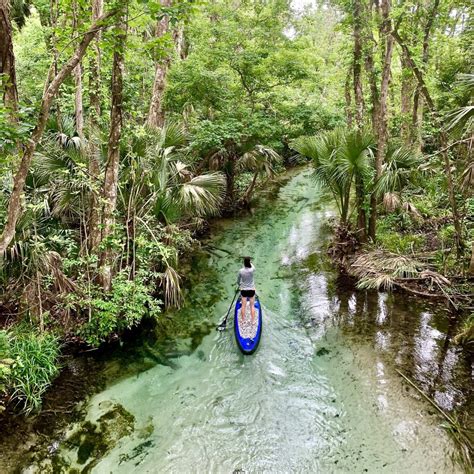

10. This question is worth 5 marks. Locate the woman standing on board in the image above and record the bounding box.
[237,257,256,324]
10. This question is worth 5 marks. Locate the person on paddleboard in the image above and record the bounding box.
[237,257,256,324]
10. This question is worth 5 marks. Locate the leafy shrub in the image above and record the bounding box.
[78,271,161,347]
[377,230,425,254]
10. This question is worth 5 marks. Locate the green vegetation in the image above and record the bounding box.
[0,329,60,413]
[0,0,472,414]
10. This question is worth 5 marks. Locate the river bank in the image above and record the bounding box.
[1,168,473,472]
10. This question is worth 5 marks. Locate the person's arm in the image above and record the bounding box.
[237,270,241,287]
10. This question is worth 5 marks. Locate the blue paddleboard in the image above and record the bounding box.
[234,296,263,355]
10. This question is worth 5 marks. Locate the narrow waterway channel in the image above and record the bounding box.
[5,169,473,473]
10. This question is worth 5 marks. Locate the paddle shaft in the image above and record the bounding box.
[218,288,239,329]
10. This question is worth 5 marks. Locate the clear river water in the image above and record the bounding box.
[2,168,472,473]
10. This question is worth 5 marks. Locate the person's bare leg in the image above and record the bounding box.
[250,296,255,325]
[241,297,247,323]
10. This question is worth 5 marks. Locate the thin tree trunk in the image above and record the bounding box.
[87,0,104,252]
[73,64,84,138]
[362,0,379,134]
[400,54,415,145]
[469,241,474,275]
[0,0,18,120]
[0,10,117,255]
[243,171,258,203]
[355,175,367,242]
[440,131,463,256]
[368,0,394,241]
[72,1,84,138]
[89,0,103,122]
[225,162,236,211]
[224,142,237,211]
[412,0,440,150]
[49,0,63,130]
[173,24,187,60]
[353,0,364,129]
[364,51,379,134]
[146,0,171,129]
[100,10,127,291]
[344,69,353,128]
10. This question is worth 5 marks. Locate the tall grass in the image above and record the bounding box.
[6,330,61,414]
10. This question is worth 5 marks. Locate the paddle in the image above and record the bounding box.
[216,288,239,331]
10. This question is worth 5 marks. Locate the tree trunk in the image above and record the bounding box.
[89,0,103,122]
[355,175,367,242]
[224,161,236,211]
[0,0,18,120]
[173,24,187,60]
[469,241,474,275]
[146,0,171,129]
[368,0,394,241]
[49,0,63,130]
[223,142,237,211]
[0,10,117,255]
[362,0,379,134]
[72,1,84,138]
[87,0,104,252]
[352,0,364,129]
[243,171,258,203]
[73,64,84,138]
[344,69,353,128]
[400,54,415,145]
[440,131,463,256]
[100,11,126,291]
[412,0,440,150]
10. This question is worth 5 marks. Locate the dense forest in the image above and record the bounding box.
[0,0,472,428]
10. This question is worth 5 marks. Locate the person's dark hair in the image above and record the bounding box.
[243,257,251,268]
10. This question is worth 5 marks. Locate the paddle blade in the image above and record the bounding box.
[216,323,227,331]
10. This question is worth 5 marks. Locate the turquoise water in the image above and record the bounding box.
[20,169,470,473]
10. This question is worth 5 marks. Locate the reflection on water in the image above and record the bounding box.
[324,282,471,413]
[2,168,472,473]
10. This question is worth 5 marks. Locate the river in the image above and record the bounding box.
[2,169,472,473]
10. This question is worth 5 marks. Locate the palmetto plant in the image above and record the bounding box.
[238,145,282,203]
[375,143,422,217]
[445,74,474,138]
[207,140,282,209]
[122,122,226,224]
[445,73,474,195]
[292,128,375,230]
[120,123,226,307]
[292,129,420,238]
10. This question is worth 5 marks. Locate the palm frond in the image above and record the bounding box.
[176,173,226,217]
[374,144,420,196]
[157,121,188,149]
[445,106,474,134]
[238,145,281,177]
[351,250,424,290]
[162,265,183,308]
[460,161,474,194]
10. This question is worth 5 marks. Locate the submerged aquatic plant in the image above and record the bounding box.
[397,370,473,470]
